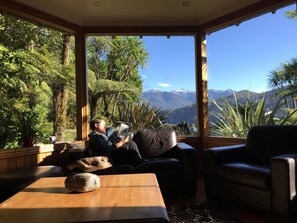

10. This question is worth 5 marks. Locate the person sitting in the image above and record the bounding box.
[88,117,144,167]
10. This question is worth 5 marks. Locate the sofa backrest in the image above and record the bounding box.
[133,128,177,159]
[246,125,297,164]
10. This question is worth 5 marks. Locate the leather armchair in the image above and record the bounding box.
[204,125,297,216]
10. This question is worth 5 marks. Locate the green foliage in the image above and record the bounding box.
[0,106,49,148]
[0,13,65,54]
[90,79,140,95]
[87,36,149,120]
[117,100,168,132]
[13,108,47,147]
[268,57,297,109]
[0,13,75,146]
[0,44,39,98]
[210,92,297,138]
[1,13,149,146]
[1,14,149,146]
[286,10,297,20]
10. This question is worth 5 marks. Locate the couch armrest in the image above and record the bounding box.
[176,142,197,196]
[271,153,297,216]
[203,144,246,198]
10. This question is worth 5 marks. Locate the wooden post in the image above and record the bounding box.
[75,31,88,140]
[195,31,209,145]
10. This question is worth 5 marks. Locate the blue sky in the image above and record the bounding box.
[140,36,195,91]
[139,4,297,93]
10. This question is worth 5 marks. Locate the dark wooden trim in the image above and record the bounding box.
[83,26,199,36]
[200,0,295,33]
[203,136,246,149]
[75,32,89,140]
[0,0,81,33]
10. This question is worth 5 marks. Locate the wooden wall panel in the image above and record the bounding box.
[8,158,16,171]
[0,141,85,173]
[16,157,25,169]
[24,155,32,168]
[0,159,8,173]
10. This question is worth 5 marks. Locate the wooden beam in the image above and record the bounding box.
[195,32,209,143]
[83,26,198,36]
[200,0,295,33]
[0,0,81,33]
[75,32,89,140]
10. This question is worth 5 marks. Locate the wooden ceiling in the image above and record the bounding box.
[0,0,295,33]
[11,0,263,27]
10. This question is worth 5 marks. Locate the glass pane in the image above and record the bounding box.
[140,36,197,136]
[0,13,76,148]
[206,4,297,138]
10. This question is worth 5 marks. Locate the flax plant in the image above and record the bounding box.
[117,100,167,132]
[210,92,297,138]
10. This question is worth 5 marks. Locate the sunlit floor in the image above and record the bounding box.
[164,176,296,223]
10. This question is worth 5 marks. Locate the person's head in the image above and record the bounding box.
[90,118,107,134]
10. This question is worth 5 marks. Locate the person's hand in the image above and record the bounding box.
[115,136,129,148]
[124,135,130,143]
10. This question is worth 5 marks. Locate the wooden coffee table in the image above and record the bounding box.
[0,173,169,223]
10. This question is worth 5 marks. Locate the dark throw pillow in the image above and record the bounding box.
[133,128,177,159]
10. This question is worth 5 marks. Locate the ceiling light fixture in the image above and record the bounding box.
[92,1,101,6]
[182,1,190,7]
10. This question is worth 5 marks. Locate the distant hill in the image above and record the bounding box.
[142,89,194,111]
[208,89,234,100]
[142,89,234,111]
[142,88,285,125]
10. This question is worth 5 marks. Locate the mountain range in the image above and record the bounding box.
[141,88,282,125]
[142,89,237,111]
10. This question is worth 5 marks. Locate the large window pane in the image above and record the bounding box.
[207,4,297,138]
[140,36,197,136]
[0,13,76,148]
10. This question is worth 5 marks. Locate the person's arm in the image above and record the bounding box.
[106,127,115,138]
[114,136,130,148]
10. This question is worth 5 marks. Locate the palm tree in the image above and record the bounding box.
[268,58,297,109]
[286,9,297,20]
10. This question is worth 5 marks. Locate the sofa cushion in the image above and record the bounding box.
[215,162,271,190]
[133,128,177,159]
[134,158,182,176]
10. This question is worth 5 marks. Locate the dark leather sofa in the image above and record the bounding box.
[204,125,297,216]
[68,128,197,197]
